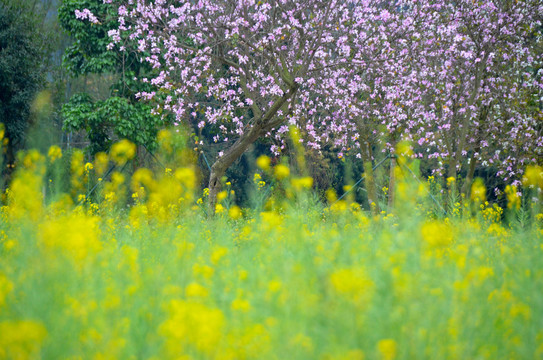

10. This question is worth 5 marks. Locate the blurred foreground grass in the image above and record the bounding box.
[0,131,542,359]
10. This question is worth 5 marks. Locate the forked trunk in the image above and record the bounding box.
[207,125,262,214]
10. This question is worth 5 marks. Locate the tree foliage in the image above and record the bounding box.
[59,0,167,153]
[0,0,50,164]
[79,0,542,209]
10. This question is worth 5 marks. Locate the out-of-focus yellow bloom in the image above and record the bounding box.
[157,128,173,154]
[268,280,282,293]
[193,264,214,279]
[421,221,453,248]
[523,165,542,188]
[94,152,109,176]
[377,339,397,360]
[329,267,374,305]
[185,283,209,298]
[257,155,271,171]
[160,300,224,355]
[174,167,196,190]
[71,149,85,195]
[326,188,337,203]
[7,169,43,220]
[40,213,102,263]
[274,164,290,180]
[131,167,154,192]
[215,203,225,213]
[0,123,4,140]
[471,178,486,203]
[505,185,521,210]
[228,205,242,220]
[211,246,228,265]
[290,333,314,353]
[260,211,282,230]
[331,200,348,213]
[0,273,13,308]
[291,176,313,190]
[0,320,47,359]
[22,149,45,172]
[217,191,228,202]
[231,298,251,312]
[111,139,136,165]
[396,141,413,165]
[47,145,62,162]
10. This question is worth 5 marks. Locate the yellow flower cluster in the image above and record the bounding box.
[0,136,540,360]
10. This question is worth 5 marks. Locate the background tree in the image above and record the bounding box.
[0,0,53,171]
[83,0,542,210]
[59,0,168,155]
[104,0,380,210]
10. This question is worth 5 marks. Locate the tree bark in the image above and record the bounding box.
[447,156,457,186]
[461,150,478,198]
[208,124,263,214]
[388,156,396,210]
[361,141,380,214]
[207,85,299,214]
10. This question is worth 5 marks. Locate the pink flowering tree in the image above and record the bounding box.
[100,0,396,209]
[79,0,542,209]
[387,1,543,195]
[316,0,542,201]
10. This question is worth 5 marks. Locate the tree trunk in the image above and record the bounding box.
[388,156,396,210]
[361,141,380,214]
[207,124,263,214]
[461,150,478,198]
[447,156,457,187]
[207,85,299,214]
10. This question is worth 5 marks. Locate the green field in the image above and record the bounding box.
[0,140,542,360]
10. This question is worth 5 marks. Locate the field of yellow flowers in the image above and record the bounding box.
[0,131,542,359]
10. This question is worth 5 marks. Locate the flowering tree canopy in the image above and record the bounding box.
[77,0,542,207]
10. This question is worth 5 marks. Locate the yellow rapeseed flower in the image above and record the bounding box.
[471,178,486,203]
[47,145,62,162]
[231,298,251,312]
[228,205,242,220]
[215,203,225,213]
[377,339,398,360]
[111,139,136,165]
[217,191,228,202]
[185,283,209,298]
[0,320,47,359]
[505,185,521,210]
[94,152,109,176]
[160,300,224,355]
[0,273,13,308]
[257,155,271,171]
[523,165,542,188]
[291,176,314,190]
[421,221,453,248]
[274,164,290,180]
[329,267,374,305]
[211,246,228,265]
